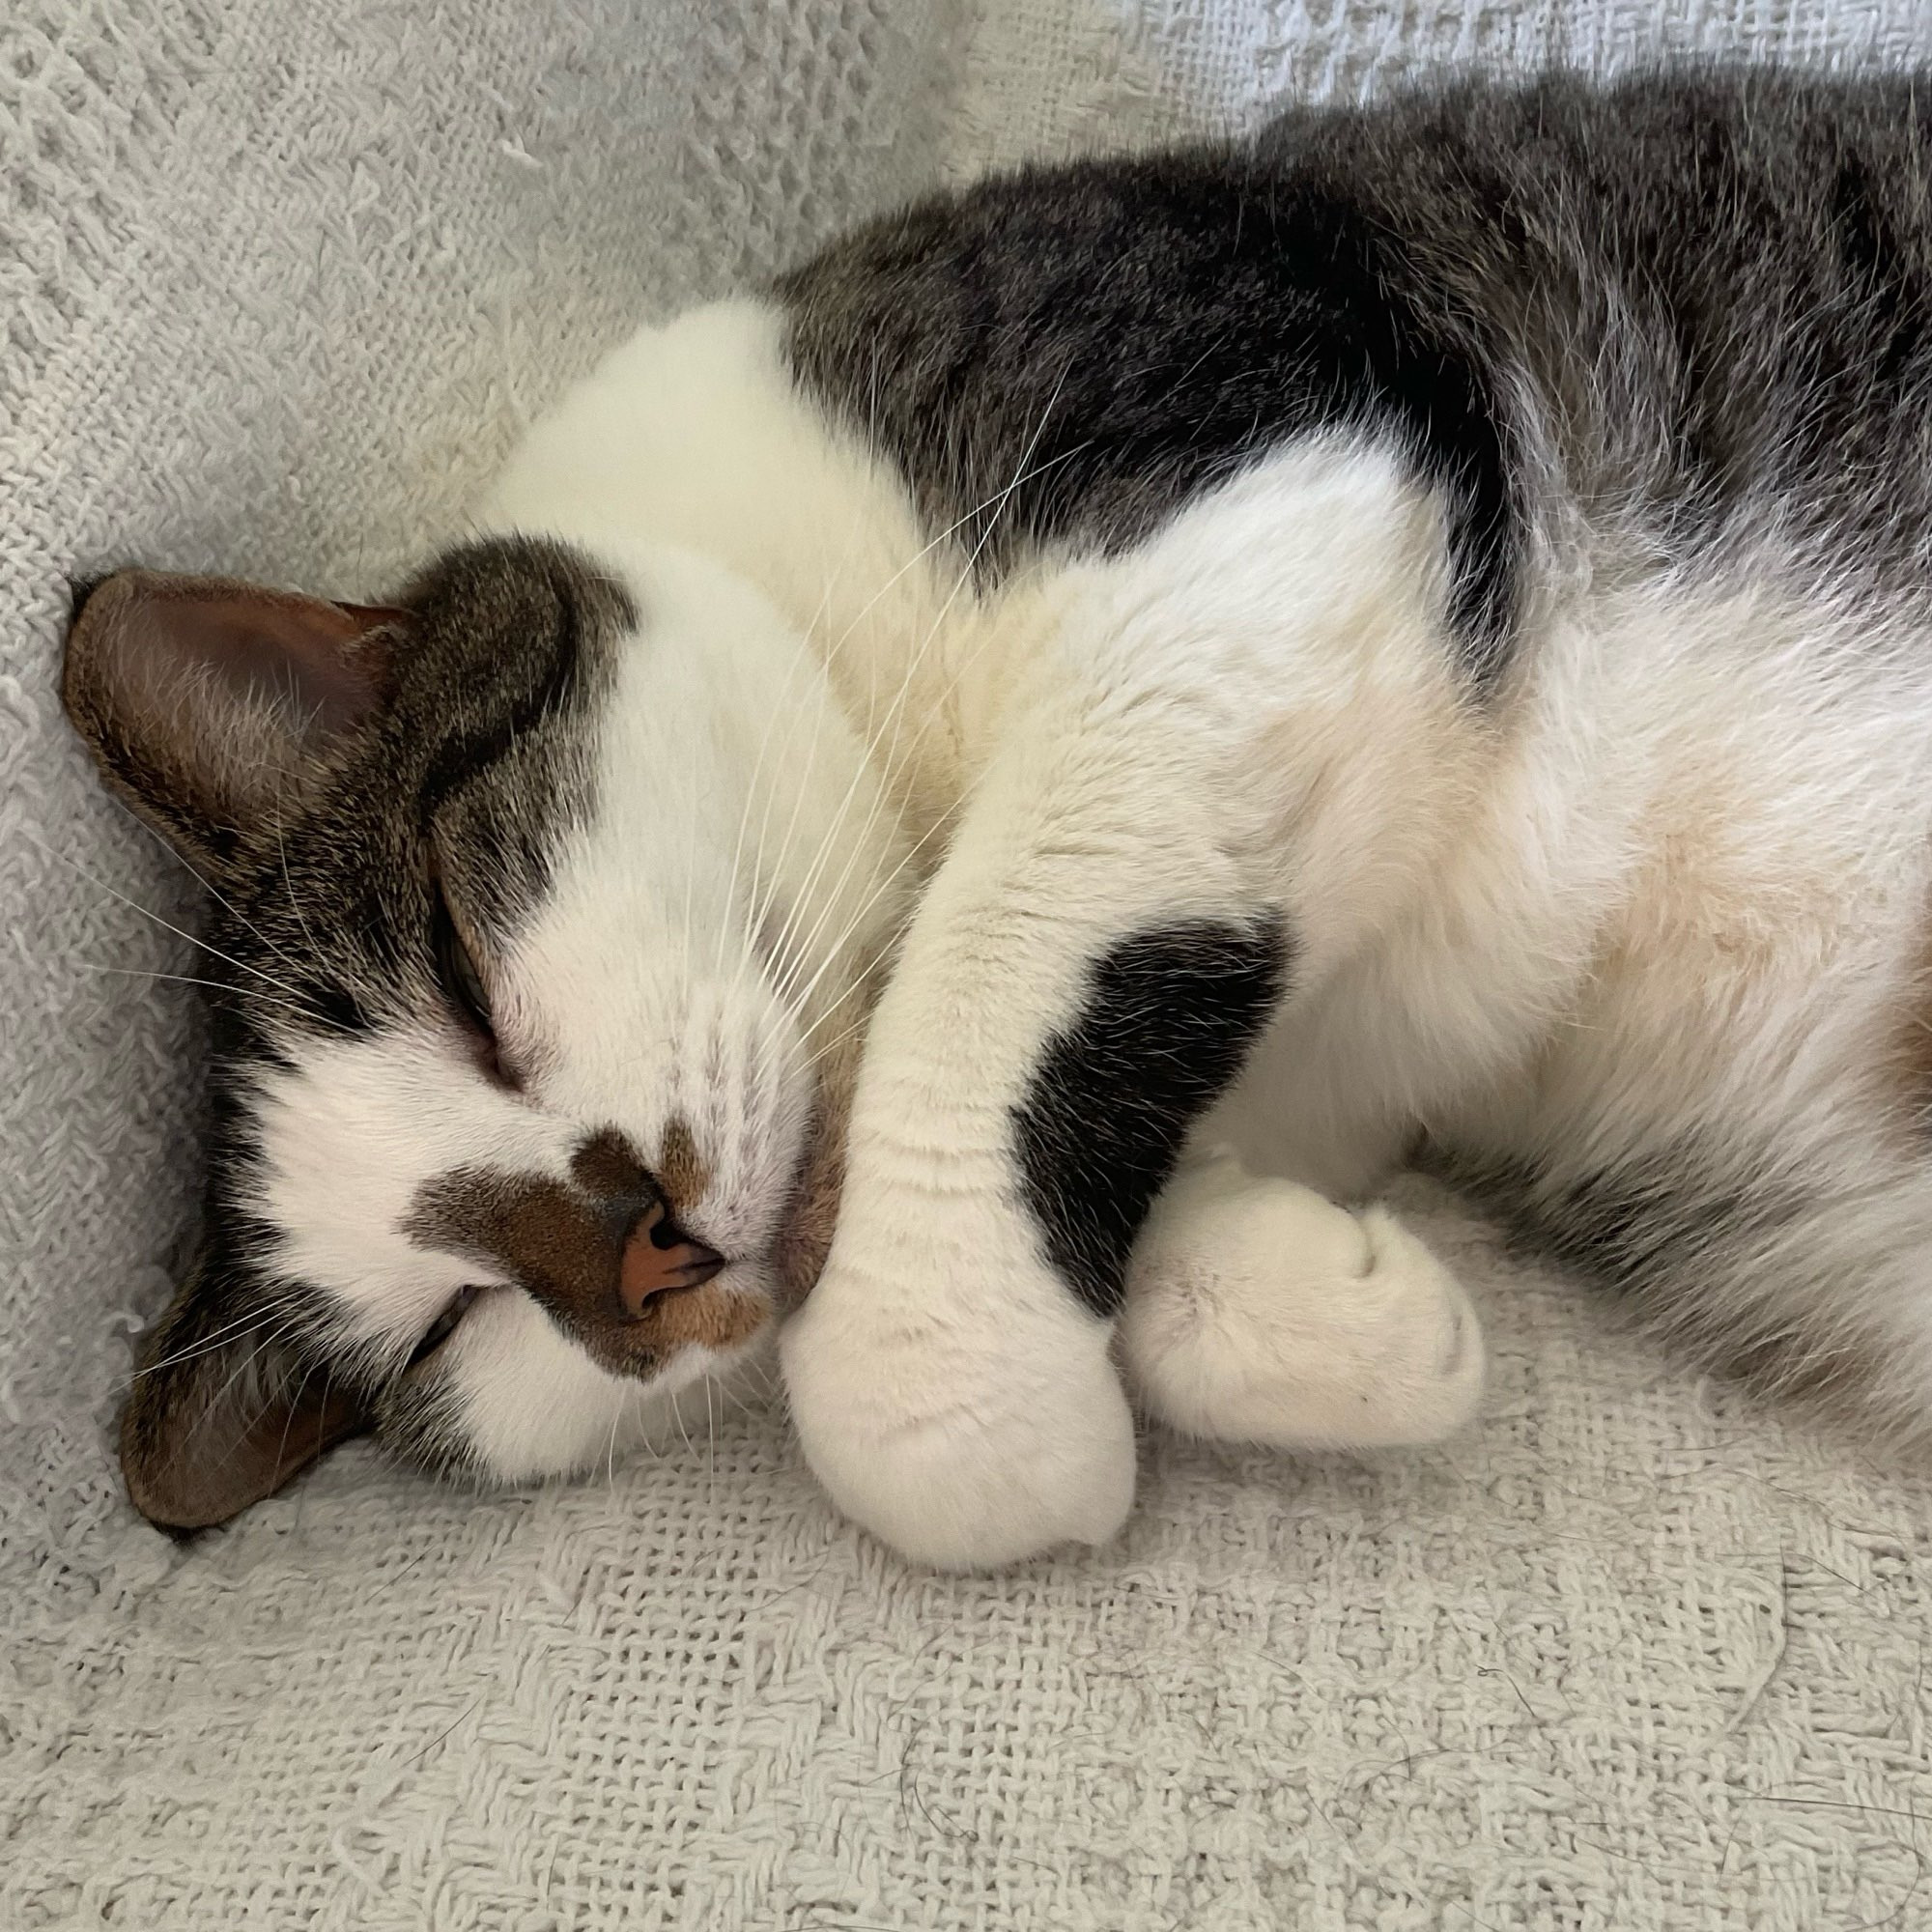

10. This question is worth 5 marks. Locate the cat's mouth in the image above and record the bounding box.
[765,939,889,1311]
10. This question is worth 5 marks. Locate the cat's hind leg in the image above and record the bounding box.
[1119,1150,1486,1449]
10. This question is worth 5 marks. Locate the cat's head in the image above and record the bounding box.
[64,534,905,1530]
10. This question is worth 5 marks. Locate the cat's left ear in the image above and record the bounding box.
[62,569,409,881]
[119,1255,372,1532]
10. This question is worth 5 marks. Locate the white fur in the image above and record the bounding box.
[781,1167,1138,1569]
[1119,1149,1485,1448]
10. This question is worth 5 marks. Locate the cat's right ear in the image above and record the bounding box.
[62,570,409,880]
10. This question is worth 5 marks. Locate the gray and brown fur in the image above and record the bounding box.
[785,66,1932,688]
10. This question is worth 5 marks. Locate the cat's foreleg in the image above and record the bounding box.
[780,689,1285,1569]
[1118,1147,1485,1449]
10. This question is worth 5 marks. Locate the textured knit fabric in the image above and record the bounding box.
[6,3,1932,1927]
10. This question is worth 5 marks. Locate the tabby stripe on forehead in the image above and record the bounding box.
[416,590,582,820]
[415,566,629,823]
[1012,915,1290,1319]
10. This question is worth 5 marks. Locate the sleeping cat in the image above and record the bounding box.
[63,66,1932,1567]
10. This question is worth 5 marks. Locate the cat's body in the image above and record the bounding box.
[66,67,1932,1565]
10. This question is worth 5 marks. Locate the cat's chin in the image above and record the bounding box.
[603,1332,782,1461]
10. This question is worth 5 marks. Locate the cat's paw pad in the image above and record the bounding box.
[1121,1164,1484,1450]
[781,1261,1135,1571]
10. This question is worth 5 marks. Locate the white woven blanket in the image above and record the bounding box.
[6,3,1932,1926]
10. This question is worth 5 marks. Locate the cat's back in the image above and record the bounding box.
[785,64,1932,648]
[1300,66,1932,584]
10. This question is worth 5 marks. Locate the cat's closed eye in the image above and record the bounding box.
[406,1283,484,1370]
[429,870,514,1085]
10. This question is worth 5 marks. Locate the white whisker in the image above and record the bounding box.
[108,795,314,985]
[119,1306,283,1387]
[753,438,1089,1000]
[78,962,315,1021]
[755,383,1075,1046]
[273,795,327,975]
[30,834,308,1002]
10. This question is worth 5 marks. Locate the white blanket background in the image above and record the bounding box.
[6,3,1932,1925]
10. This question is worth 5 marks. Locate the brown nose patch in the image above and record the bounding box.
[617,1201,724,1318]
[405,1129,764,1378]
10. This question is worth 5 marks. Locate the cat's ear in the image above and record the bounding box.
[63,569,409,880]
[120,1258,371,1532]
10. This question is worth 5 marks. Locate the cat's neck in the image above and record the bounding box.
[481,296,1047,852]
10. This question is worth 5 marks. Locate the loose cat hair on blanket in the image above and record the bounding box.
[63,64,1932,1565]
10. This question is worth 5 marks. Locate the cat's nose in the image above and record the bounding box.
[616,1204,725,1319]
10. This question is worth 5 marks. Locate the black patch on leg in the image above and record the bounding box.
[1012,915,1289,1318]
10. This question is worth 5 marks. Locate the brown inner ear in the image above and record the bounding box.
[62,569,406,879]
[120,1273,372,1532]
[138,584,403,733]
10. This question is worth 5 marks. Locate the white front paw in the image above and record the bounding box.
[1122,1157,1485,1450]
[780,1246,1135,1571]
